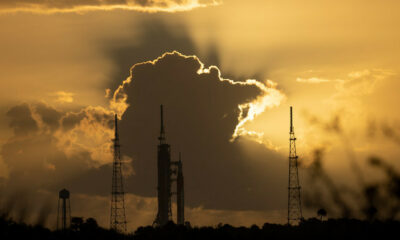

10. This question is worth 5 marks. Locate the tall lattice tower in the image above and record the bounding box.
[110,114,127,232]
[288,106,303,225]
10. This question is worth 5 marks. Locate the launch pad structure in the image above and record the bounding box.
[154,105,185,226]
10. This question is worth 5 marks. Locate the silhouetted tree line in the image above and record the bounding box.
[1,215,399,240]
[134,219,400,240]
[0,215,128,240]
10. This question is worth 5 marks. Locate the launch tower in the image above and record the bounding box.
[154,105,185,226]
[154,105,172,226]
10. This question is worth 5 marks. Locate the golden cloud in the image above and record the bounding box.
[52,91,74,103]
[111,51,286,144]
[0,0,221,14]
[296,77,330,84]
[334,69,396,98]
[56,105,115,167]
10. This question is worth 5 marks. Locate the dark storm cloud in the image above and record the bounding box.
[0,0,220,13]
[2,47,285,224]
[102,16,255,99]
[35,102,63,131]
[60,111,86,132]
[103,18,199,93]
[112,51,287,211]
[0,102,115,195]
[7,103,38,136]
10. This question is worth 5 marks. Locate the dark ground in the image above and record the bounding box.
[1,216,398,240]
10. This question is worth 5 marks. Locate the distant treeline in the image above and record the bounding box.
[1,216,399,240]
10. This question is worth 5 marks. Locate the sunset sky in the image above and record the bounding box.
[1,0,400,231]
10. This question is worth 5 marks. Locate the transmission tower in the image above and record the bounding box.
[288,106,303,225]
[110,114,127,232]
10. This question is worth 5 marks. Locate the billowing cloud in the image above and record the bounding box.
[56,105,115,167]
[231,80,285,142]
[0,102,116,192]
[111,51,285,142]
[0,0,221,14]
[110,51,287,212]
[6,103,39,136]
[1,51,287,231]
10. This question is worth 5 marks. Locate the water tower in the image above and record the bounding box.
[57,188,71,230]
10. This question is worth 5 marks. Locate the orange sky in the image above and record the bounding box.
[0,0,400,231]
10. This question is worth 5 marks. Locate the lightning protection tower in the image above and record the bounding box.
[57,189,71,230]
[288,106,303,225]
[110,114,127,232]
